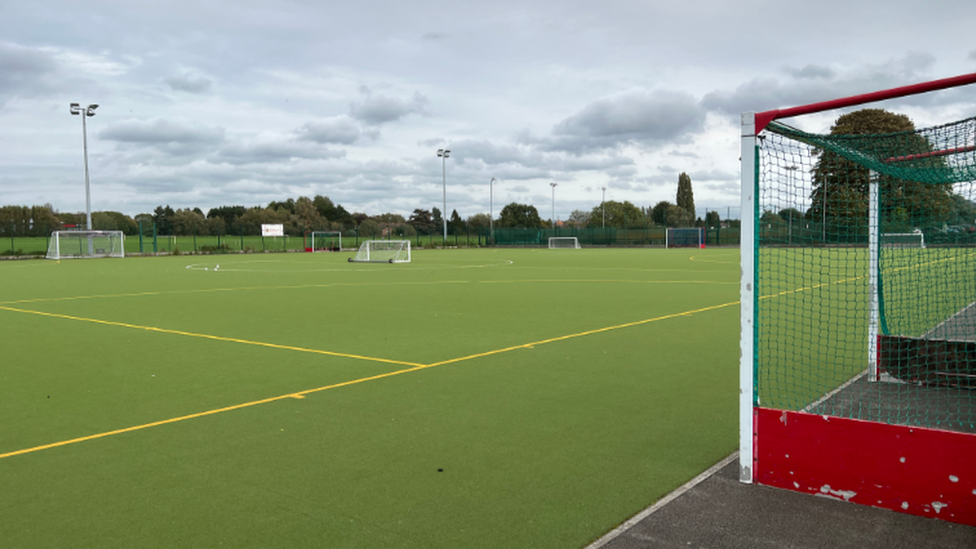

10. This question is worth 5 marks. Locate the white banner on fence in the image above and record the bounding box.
[261,224,284,237]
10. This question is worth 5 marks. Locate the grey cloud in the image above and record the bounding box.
[0,41,58,102]
[702,53,942,115]
[100,118,225,145]
[350,91,430,125]
[298,116,375,144]
[540,89,706,153]
[422,32,449,41]
[970,51,976,62]
[211,138,346,165]
[786,65,834,80]
[165,74,212,93]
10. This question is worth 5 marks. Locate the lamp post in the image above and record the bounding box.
[437,149,450,244]
[785,165,797,245]
[70,103,98,231]
[601,186,607,228]
[489,177,495,246]
[549,182,557,232]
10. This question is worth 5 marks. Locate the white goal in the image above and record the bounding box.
[548,236,581,249]
[46,230,125,260]
[310,231,342,251]
[665,227,705,249]
[881,230,926,249]
[348,240,411,263]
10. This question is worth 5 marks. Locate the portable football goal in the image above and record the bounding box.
[348,240,410,263]
[548,236,581,249]
[740,72,976,526]
[46,230,125,260]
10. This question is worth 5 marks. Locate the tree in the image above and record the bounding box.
[809,109,953,232]
[207,205,245,227]
[651,201,672,226]
[291,196,322,230]
[170,208,207,235]
[568,209,591,228]
[665,204,692,227]
[676,173,695,222]
[586,200,644,229]
[153,205,175,235]
[465,213,490,230]
[449,209,464,235]
[357,218,381,237]
[497,203,543,228]
[408,209,434,234]
[705,211,721,228]
[431,207,444,232]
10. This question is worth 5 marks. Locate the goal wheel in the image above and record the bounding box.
[347,258,352,262]
[388,259,394,263]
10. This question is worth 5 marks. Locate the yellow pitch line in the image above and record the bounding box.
[0,305,422,368]
[0,298,742,461]
[0,363,443,460]
[428,300,740,367]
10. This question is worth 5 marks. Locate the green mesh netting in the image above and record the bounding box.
[756,116,976,432]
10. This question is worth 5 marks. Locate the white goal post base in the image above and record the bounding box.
[549,237,581,249]
[348,240,411,263]
[46,230,125,260]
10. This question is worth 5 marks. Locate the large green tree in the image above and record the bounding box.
[498,203,543,228]
[651,201,672,226]
[586,200,644,229]
[809,109,953,232]
[676,173,695,222]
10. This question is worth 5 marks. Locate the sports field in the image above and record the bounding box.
[0,248,739,548]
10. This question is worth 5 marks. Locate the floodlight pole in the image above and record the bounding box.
[489,177,496,246]
[549,182,557,232]
[437,149,451,244]
[601,186,607,228]
[70,103,98,231]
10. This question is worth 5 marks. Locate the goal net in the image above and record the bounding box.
[741,74,976,523]
[348,240,411,263]
[310,231,342,252]
[46,230,125,260]
[665,227,704,248]
[548,236,580,249]
[881,230,926,249]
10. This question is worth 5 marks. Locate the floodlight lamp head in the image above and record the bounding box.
[86,104,98,116]
[70,103,81,115]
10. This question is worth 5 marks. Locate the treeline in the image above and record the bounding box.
[0,174,737,238]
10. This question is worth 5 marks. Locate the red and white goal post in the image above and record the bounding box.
[740,72,976,525]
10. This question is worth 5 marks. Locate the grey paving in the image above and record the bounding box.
[589,458,976,549]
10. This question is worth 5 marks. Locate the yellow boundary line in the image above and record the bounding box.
[0,299,739,461]
[0,305,423,368]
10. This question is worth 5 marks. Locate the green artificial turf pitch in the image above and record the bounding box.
[0,248,739,548]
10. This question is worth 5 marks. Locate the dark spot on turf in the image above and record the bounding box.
[437,468,443,472]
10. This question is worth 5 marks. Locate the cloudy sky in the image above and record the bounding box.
[2,1,976,222]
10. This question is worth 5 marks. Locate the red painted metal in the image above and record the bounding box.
[885,145,976,164]
[754,407,976,526]
[754,72,976,134]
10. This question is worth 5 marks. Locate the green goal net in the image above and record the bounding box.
[755,114,976,432]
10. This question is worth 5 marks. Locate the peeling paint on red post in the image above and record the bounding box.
[754,407,976,526]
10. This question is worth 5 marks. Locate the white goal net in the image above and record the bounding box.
[310,231,342,251]
[548,237,581,249]
[47,230,125,260]
[665,228,705,249]
[348,240,411,263]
